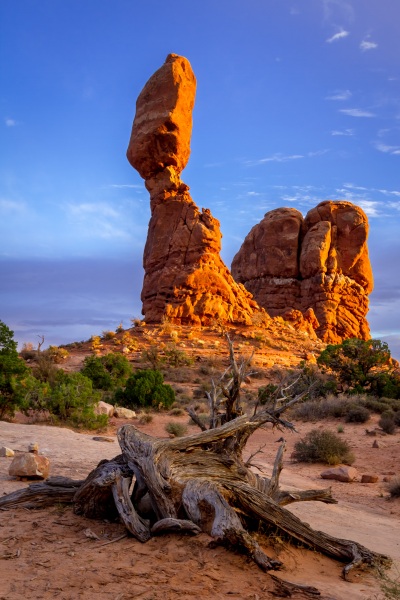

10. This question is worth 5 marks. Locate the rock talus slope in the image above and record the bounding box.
[232,201,373,343]
[127,54,258,325]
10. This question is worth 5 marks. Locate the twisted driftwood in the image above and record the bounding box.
[0,410,391,582]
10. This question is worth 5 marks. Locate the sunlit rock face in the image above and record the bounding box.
[232,200,373,343]
[127,54,258,325]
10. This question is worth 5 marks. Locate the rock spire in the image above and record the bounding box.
[127,54,258,325]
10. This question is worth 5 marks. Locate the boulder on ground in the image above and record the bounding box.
[9,453,50,479]
[361,474,379,483]
[320,466,358,482]
[95,401,114,417]
[0,447,14,457]
[113,407,137,419]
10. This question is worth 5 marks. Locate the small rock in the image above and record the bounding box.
[361,474,379,483]
[92,436,115,443]
[28,442,39,453]
[372,440,381,448]
[320,466,358,483]
[9,453,50,479]
[113,406,137,419]
[0,447,15,457]
[94,401,114,417]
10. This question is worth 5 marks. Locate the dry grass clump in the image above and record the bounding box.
[387,476,400,498]
[293,429,355,466]
[379,411,397,434]
[138,412,153,425]
[165,421,187,437]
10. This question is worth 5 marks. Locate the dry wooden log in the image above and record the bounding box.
[0,476,83,510]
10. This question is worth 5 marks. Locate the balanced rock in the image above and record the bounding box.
[320,466,358,483]
[127,54,258,325]
[9,453,50,479]
[232,200,373,343]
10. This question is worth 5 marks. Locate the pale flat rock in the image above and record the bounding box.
[9,452,50,479]
[320,466,358,483]
[113,406,137,419]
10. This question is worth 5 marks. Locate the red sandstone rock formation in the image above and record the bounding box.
[231,201,373,343]
[127,54,258,325]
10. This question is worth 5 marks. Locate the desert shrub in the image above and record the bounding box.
[360,397,393,414]
[291,401,324,422]
[0,321,30,419]
[165,421,187,437]
[81,353,132,391]
[46,371,106,429]
[90,335,103,353]
[293,429,355,465]
[387,476,400,498]
[131,317,145,328]
[394,411,400,426]
[20,342,37,360]
[45,345,69,363]
[138,412,153,424]
[344,405,371,423]
[121,332,138,352]
[379,411,397,434]
[141,345,165,369]
[164,345,193,367]
[169,407,185,416]
[115,369,175,410]
[102,330,116,340]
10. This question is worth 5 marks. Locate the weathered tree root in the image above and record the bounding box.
[0,413,392,590]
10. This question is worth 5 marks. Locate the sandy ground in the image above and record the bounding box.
[1,415,399,600]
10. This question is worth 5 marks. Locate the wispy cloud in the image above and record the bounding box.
[5,118,16,127]
[375,143,400,155]
[108,184,142,189]
[360,39,378,52]
[246,153,304,166]
[339,108,375,117]
[326,29,349,43]
[326,89,352,101]
[331,128,354,136]
[357,200,380,217]
[67,202,120,218]
[0,199,26,213]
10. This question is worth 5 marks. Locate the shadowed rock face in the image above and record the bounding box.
[231,201,373,343]
[127,54,258,325]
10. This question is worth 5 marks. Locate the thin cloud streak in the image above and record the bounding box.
[360,39,378,52]
[326,29,349,43]
[339,108,375,117]
[326,90,352,101]
[331,129,354,136]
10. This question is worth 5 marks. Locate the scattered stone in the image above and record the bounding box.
[373,440,381,448]
[365,429,377,436]
[232,200,373,343]
[95,401,114,417]
[320,466,358,483]
[361,474,379,483]
[127,54,259,326]
[113,407,137,419]
[0,447,14,457]
[92,436,115,443]
[28,442,39,453]
[9,453,50,480]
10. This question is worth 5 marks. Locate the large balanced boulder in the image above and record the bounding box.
[127,54,258,325]
[232,200,373,343]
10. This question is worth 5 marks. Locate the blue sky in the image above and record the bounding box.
[1,0,400,356]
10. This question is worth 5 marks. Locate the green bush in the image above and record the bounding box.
[317,338,397,396]
[344,405,371,423]
[115,369,175,410]
[0,320,29,419]
[46,371,106,429]
[293,429,355,465]
[81,353,132,391]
